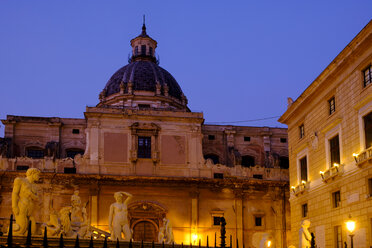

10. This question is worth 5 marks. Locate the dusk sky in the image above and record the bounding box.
[0,1,371,136]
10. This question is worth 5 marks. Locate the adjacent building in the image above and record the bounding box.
[279,20,372,247]
[0,24,290,247]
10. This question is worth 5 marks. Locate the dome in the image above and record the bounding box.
[97,23,188,111]
[104,61,184,101]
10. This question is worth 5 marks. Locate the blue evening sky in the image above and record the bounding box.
[0,1,371,136]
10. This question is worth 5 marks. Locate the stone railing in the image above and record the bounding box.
[319,163,344,182]
[354,146,372,166]
[291,181,310,196]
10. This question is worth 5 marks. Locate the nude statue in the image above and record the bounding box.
[161,218,174,244]
[299,219,311,248]
[108,191,133,241]
[12,168,41,235]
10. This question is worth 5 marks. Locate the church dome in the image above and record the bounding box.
[97,23,188,111]
[104,61,184,101]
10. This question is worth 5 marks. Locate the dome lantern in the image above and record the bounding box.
[130,17,158,63]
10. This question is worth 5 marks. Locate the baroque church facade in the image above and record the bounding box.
[0,24,290,247]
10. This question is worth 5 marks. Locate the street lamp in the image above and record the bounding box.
[345,215,356,248]
[266,240,272,247]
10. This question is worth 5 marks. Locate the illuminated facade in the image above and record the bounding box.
[279,20,372,247]
[0,24,290,247]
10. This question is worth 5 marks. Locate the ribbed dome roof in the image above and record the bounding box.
[103,60,184,100]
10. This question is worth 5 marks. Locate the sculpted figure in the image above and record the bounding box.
[299,219,311,248]
[108,192,133,241]
[12,168,41,235]
[59,190,89,237]
[162,218,174,244]
[158,224,165,243]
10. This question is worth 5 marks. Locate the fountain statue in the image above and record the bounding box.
[299,219,311,248]
[47,190,90,238]
[158,218,174,244]
[108,191,133,241]
[12,168,41,235]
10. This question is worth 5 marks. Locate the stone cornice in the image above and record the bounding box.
[84,107,204,124]
[279,20,372,124]
[0,171,288,189]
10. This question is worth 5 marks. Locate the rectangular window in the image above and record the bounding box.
[26,148,44,159]
[64,167,76,174]
[208,135,215,140]
[138,136,151,158]
[149,47,153,56]
[244,136,251,142]
[299,124,305,139]
[255,217,262,226]
[302,203,308,218]
[253,174,263,179]
[213,216,222,226]
[141,45,146,55]
[364,111,372,149]
[329,97,336,115]
[300,156,308,182]
[280,138,287,143]
[72,129,80,134]
[16,165,29,171]
[334,225,342,248]
[368,178,372,197]
[332,191,341,208]
[329,135,340,167]
[363,65,372,87]
[135,46,138,55]
[213,173,224,179]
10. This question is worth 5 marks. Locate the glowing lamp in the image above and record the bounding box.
[301,180,306,185]
[353,153,359,163]
[320,171,325,179]
[333,163,339,171]
[266,240,272,247]
[291,186,295,193]
[346,218,356,233]
[192,233,198,244]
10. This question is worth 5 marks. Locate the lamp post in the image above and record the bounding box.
[345,215,356,248]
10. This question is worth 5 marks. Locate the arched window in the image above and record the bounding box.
[241,155,255,167]
[66,148,84,159]
[279,156,289,169]
[204,154,219,164]
[26,147,44,159]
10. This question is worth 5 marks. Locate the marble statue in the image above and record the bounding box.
[46,190,89,238]
[299,219,311,248]
[12,168,41,235]
[108,191,133,241]
[59,190,89,238]
[158,218,174,244]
